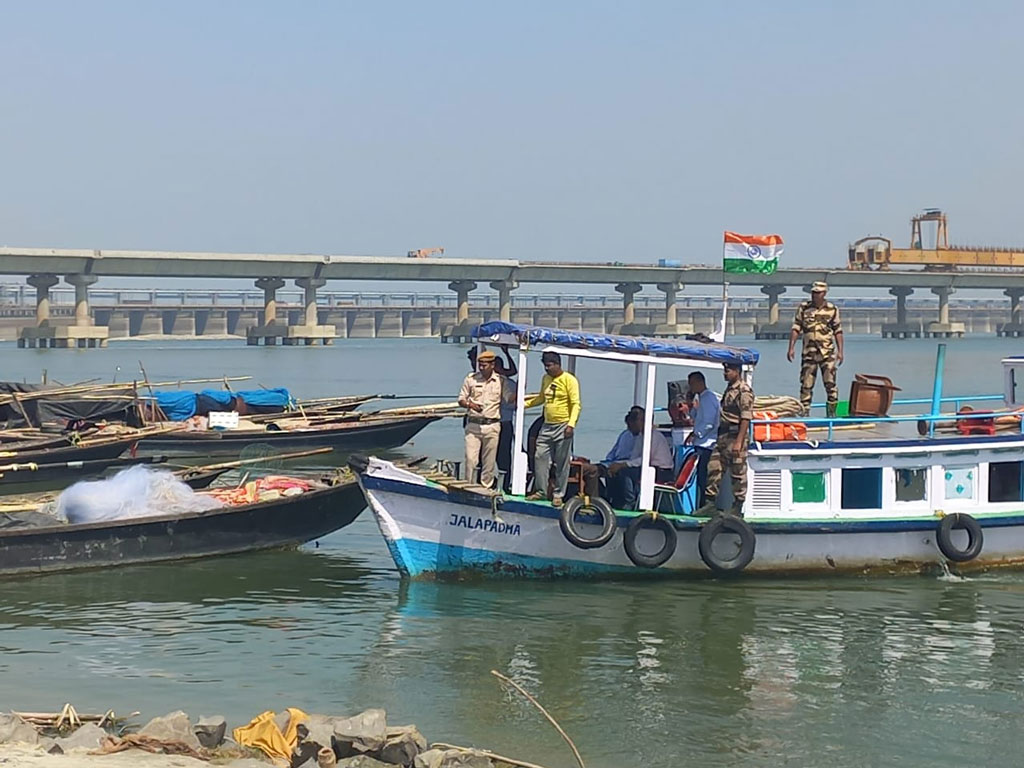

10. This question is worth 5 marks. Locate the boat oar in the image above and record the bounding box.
[0,455,169,475]
[178,446,335,475]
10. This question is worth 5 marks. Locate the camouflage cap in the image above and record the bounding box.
[811,281,828,293]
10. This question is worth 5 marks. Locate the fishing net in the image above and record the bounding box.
[237,443,288,478]
[55,465,221,524]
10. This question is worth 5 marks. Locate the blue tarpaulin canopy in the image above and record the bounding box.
[473,321,759,366]
[199,389,235,408]
[154,391,197,421]
[236,388,292,408]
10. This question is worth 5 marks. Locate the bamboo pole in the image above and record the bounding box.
[491,670,585,768]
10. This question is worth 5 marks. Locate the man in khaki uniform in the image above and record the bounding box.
[696,362,754,518]
[458,349,514,488]
[787,281,844,417]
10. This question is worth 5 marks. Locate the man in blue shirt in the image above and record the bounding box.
[684,371,721,507]
[599,406,674,509]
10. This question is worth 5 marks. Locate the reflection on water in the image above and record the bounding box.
[4,519,1022,768]
[4,338,1024,766]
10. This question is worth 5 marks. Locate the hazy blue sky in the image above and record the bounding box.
[2,0,1022,272]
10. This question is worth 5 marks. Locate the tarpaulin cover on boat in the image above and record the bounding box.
[473,322,760,366]
[0,382,140,427]
[155,391,197,421]
[236,388,292,408]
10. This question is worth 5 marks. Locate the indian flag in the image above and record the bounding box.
[723,232,783,274]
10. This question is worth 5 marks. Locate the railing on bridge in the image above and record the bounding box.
[0,283,1012,311]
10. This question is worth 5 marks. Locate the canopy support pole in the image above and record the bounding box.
[511,347,530,495]
[639,362,657,511]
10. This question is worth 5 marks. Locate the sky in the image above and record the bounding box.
[2,0,1023,283]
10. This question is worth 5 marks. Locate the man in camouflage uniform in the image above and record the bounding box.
[696,362,754,518]
[787,281,844,417]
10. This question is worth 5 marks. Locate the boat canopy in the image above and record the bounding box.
[474,321,759,367]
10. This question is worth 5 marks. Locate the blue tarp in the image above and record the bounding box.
[154,390,197,421]
[473,321,759,366]
[236,388,292,408]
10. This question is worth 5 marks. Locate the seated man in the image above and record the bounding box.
[587,406,674,510]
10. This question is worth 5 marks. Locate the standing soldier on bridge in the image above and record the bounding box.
[787,281,844,417]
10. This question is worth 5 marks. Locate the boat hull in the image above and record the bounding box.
[137,416,438,458]
[356,458,1024,579]
[0,480,367,575]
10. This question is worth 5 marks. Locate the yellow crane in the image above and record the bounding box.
[849,210,1024,270]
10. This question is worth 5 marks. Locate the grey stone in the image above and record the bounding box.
[55,722,107,753]
[0,713,41,745]
[332,709,387,755]
[414,748,493,768]
[338,757,393,768]
[225,760,275,768]
[40,737,63,754]
[378,725,428,765]
[194,714,227,748]
[301,714,337,752]
[137,710,202,751]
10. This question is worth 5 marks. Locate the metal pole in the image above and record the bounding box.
[929,343,947,437]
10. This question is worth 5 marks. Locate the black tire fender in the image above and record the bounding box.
[559,496,618,550]
[698,516,756,573]
[936,513,983,562]
[623,512,678,568]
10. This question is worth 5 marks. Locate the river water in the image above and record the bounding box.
[2,335,1024,767]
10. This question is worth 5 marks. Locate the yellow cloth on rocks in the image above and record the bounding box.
[232,707,308,762]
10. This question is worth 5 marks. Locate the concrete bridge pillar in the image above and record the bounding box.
[999,288,1024,337]
[17,274,59,348]
[754,285,789,339]
[881,286,919,339]
[442,280,478,342]
[256,277,285,326]
[283,277,335,345]
[56,274,110,348]
[248,277,287,346]
[615,282,642,329]
[489,280,518,323]
[653,282,693,336]
[926,286,965,338]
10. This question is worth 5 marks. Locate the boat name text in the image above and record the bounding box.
[448,514,521,536]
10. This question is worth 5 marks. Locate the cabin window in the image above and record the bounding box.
[895,468,928,503]
[841,467,882,509]
[943,467,975,501]
[988,461,1023,503]
[791,471,826,504]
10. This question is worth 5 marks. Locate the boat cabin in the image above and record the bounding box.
[472,321,757,511]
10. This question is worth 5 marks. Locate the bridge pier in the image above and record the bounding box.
[612,282,643,334]
[441,280,478,343]
[881,286,921,338]
[926,286,965,338]
[754,285,790,339]
[247,277,287,345]
[998,288,1024,337]
[652,281,694,336]
[281,277,335,345]
[490,280,518,323]
[18,274,61,348]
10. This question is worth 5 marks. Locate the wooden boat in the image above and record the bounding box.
[1,433,142,466]
[0,456,169,495]
[353,323,1024,580]
[136,414,441,458]
[0,476,366,575]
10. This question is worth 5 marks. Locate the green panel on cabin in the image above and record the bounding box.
[792,471,826,503]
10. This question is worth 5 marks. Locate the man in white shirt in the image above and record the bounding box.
[599,405,674,510]
[684,371,721,507]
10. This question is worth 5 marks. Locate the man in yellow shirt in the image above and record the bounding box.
[525,351,581,507]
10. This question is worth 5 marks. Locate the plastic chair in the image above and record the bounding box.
[654,445,699,515]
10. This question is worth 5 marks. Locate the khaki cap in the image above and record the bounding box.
[811,281,828,293]
[477,350,496,362]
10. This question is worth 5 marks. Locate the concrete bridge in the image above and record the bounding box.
[3,246,1024,346]
[1,285,1021,346]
